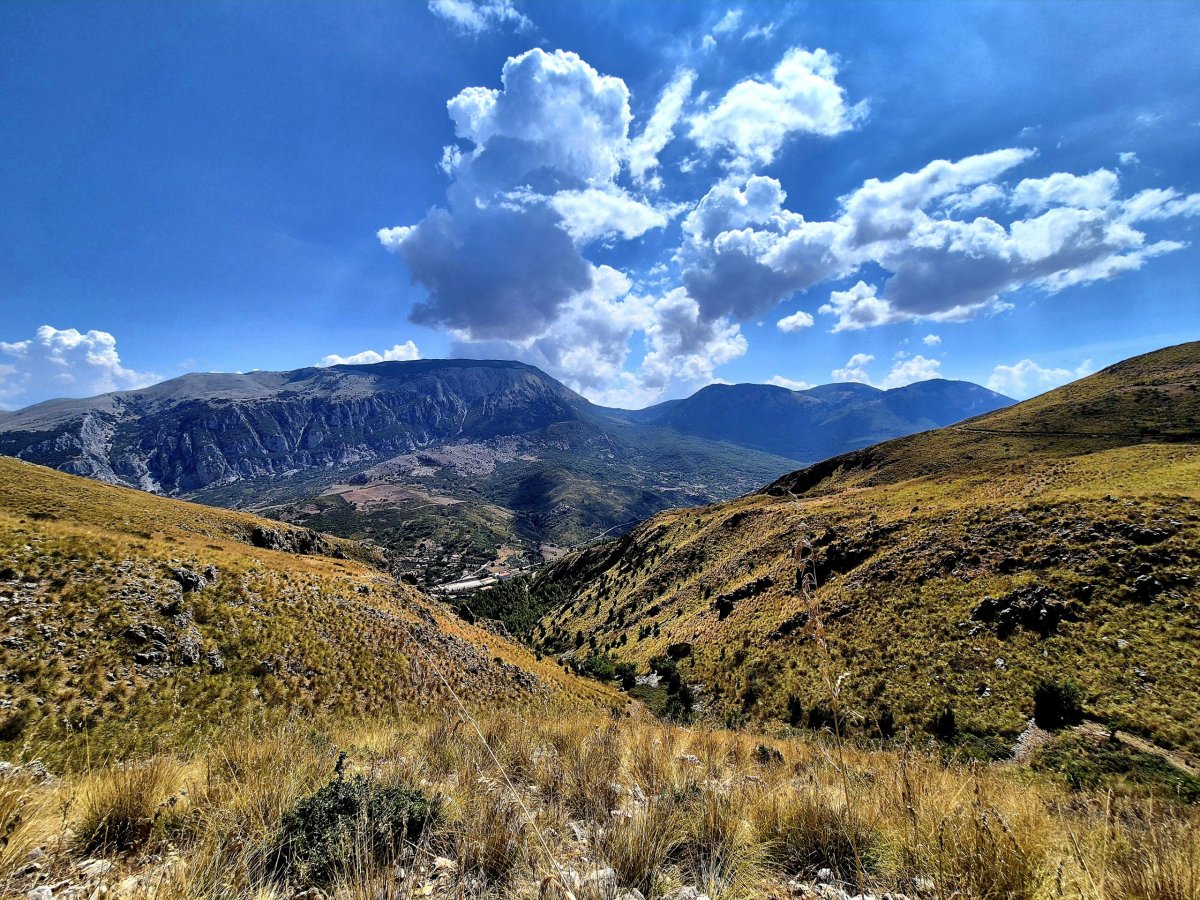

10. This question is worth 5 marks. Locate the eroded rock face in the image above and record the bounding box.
[0,361,586,496]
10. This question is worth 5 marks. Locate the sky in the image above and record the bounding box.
[1,1,1198,410]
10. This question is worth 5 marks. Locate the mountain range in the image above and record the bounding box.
[0,360,1010,582]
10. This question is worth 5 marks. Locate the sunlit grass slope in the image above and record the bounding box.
[5,710,1199,899]
[0,457,619,763]
[534,342,1200,756]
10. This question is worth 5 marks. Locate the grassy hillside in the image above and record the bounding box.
[0,457,619,763]
[533,343,1200,760]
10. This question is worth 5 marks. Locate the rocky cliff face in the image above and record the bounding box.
[0,360,588,495]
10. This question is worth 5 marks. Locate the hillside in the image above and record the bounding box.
[0,456,619,763]
[0,360,1007,585]
[532,342,1200,759]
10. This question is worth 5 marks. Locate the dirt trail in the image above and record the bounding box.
[1074,720,1200,776]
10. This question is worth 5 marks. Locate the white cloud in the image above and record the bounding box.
[320,342,421,366]
[922,333,941,346]
[1118,151,1139,167]
[767,374,812,390]
[776,309,814,332]
[689,47,863,167]
[548,187,673,243]
[831,352,874,384]
[627,70,696,184]
[712,9,742,36]
[427,0,529,34]
[675,148,1200,333]
[0,326,160,409]
[880,354,941,388]
[1011,169,1119,212]
[819,281,899,332]
[986,357,1091,398]
[380,49,636,342]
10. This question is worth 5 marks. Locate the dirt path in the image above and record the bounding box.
[1074,720,1200,776]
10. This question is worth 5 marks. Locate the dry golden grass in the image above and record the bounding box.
[5,709,1198,899]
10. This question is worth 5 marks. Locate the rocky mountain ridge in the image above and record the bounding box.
[0,359,1011,576]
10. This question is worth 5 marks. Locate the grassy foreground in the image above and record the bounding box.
[2,709,1198,900]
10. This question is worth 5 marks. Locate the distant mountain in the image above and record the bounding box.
[533,342,1200,752]
[0,359,1009,581]
[632,379,1011,460]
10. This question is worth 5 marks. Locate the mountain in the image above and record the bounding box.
[0,455,617,760]
[0,359,1008,584]
[531,342,1200,759]
[629,379,1010,460]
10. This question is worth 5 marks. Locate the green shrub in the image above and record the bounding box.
[274,775,435,886]
[1033,680,1084,730]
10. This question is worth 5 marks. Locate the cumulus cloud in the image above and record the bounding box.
[1119,151,1139,167]
[676,148,1200,333]
[767,374,812,390]
[776,309,814,332]
[831,352,874,384]
[819,281,899,332]
[377,48,751,406]
[379,49,639,342]
[689,47,863,167]
[320,342,421,367]
[922,333,941,346]
[0,326,160,409]
[427,0,529,34]
[987,357,1091,398]
[880,353,941,388]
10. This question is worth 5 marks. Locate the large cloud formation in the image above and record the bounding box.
[378,44,1199,405]
[0,326,160,409]
[378,48,751,405]
[680,149,1200,333]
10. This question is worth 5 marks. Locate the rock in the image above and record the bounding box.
[26,888,54,900]
[1131,574,1164,601]
[662,888,711,900]
[205,650,226,673]
[617,892,646,900]
[168,566,208,593]
[817,868,835,884]
[77,858,113,878]
[176,634,202,666]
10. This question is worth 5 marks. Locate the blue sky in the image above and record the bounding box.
[1,0,1198,409]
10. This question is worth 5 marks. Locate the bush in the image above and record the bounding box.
[929,707,958,741]
[1033,680,1084,730]
[274,775,435,886]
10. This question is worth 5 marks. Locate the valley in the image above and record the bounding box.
[0,345,1197,900]
[0,360,1008,587]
